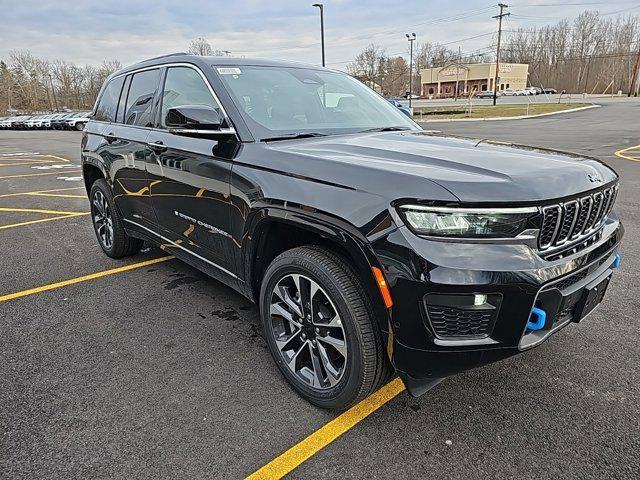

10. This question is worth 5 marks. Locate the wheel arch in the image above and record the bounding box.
[242,207,393,341]
[82,159,107,195]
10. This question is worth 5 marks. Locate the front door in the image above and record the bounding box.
[146,65,236,280]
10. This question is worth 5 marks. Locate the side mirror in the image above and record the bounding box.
[165,105,235,137]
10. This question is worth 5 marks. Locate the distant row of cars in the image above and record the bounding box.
[0,112,91,130]
[477,87,559,98]
[476,87,558,98]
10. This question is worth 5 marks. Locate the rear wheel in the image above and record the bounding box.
[260,246,391,410]
[90,179,142,258]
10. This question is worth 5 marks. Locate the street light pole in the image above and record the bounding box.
[406,33,416,108]
[312,4,325,67]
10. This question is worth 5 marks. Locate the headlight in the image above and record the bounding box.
[399,205,539,238]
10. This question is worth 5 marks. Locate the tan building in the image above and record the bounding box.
[420,62,529,97]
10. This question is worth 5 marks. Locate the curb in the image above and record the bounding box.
[416,104,601,124]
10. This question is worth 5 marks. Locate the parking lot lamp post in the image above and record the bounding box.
[312,3,325,67]
[406,33,416,108]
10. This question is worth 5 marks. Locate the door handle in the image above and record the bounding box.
[105,133,117,144]
[147,141,168,153]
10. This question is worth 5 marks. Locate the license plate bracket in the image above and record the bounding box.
[573,274,611,322]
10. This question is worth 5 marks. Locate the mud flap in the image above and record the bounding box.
[399,374,445,397]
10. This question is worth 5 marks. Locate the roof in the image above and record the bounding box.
[113,53,325,77]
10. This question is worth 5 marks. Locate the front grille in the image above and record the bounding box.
[426,305,494,338]
[554,268,590,290]
[538,185,618,251]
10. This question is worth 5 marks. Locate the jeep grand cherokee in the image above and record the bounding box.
[82,53,623,409]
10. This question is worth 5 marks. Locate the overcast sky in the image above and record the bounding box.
[1,0,638,70]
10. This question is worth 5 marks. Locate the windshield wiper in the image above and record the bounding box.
[359,126,411,133]
[260,132,329,142]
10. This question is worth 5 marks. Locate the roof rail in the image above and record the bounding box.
[141,52,191,63]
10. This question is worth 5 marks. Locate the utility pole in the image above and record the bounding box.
[628,43,640,97]
[406,33,416,108]
[312,4,325,67]
[492,3,509,106]
[48,74,59,112]
[455,46,461,101]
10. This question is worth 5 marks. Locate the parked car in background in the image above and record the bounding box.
[11,115,30,129]
[52,113,74,129]
[67,112,91,130]
[526,86,542,95]
[404,93,419,99]
[388,98,412,118]
[502,89,517,96]
[543,88,558,94]
[478,90,499,98]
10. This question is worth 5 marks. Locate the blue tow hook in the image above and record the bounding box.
[527,307,547,331]
[613,253,621,269]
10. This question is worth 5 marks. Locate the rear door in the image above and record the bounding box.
[105,68,161,228]
[146,65,236,279]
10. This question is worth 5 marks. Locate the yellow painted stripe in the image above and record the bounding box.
[0,256,174,303]
[0,213,90,231]
[0,170,81,180]
[245,378,406,480]
[26,193,86,198]
[44,154,71,162]
[0,159,60,167]
[0,187,85,198]
[614,144,640,162]
[0,207,88,215]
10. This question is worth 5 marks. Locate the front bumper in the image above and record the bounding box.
[372,215,623,395]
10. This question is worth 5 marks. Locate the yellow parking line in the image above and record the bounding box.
[26,192,87,198]
[0,187,85,198]
[44,154,71,163]
[0,212,90,230]
[0,256,174,303]
[245,378,406,480]
[0,207,88,215]
[0,159,61,167]
[614,144,640,162]
[0,170,81,180]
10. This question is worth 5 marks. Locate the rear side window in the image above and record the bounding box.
[94,76,125,122]
[159,66,220,128]
[124,69,160,127]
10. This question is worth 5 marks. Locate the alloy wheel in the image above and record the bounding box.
[92,190,114,249]
[268,273,348,390]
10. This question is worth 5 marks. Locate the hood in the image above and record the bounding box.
[264,131,618,204]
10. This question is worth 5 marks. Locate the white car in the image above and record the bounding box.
[502,89,517,96]
[66,113,91,130]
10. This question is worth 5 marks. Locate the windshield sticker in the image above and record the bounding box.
[217,67,241,75]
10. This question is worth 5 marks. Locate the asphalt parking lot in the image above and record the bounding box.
[1,99,639,480]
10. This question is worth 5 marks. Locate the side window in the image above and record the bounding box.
[124,69,160,127]
[94,76,125,122]
[160,66,220,128]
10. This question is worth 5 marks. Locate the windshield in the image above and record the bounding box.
[214,65,418,140]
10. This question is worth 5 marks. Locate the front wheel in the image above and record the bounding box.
[260,246,391,410]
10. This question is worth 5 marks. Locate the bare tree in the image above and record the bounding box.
[188,37,213,56]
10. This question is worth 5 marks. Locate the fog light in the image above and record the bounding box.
[474,294,488,306]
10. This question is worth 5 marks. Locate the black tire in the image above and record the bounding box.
[89,179,143,258]
[75,122,86,131]
[260,246,391,410]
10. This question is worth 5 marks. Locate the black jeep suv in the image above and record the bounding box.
[82,54,623,409]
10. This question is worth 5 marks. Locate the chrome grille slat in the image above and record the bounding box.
[538,185,618,251]
[556,200,579,245]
